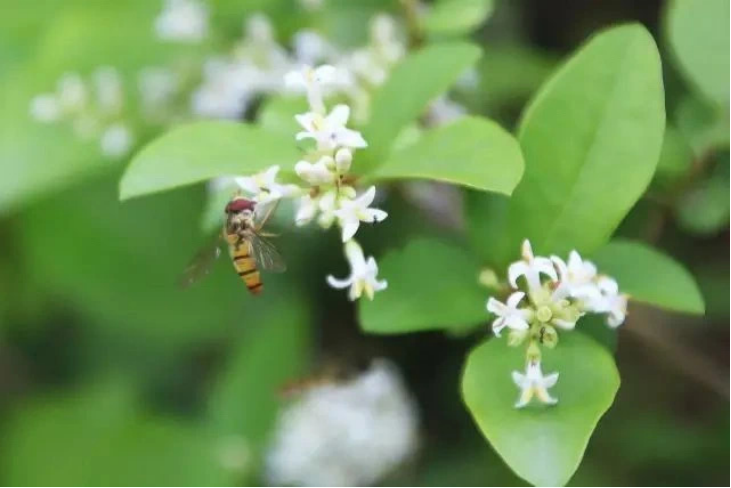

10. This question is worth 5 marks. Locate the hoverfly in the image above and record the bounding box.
[180,196,286,294]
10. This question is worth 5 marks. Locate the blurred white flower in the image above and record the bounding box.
[508,239,558,292]
[293,30,337,65]
[297,0,324,11]
[333,186,388,242]
[487,291,531,337]
[100,123,134,158]
[154,0,208,43]
[295,105,367,151]
[57,72,87,112]
[138,66,180,110]
[29,94,61,122]
[512,360,559,408]
[426,96,466,127]
[191,59,252,119]
[327,240,388,300]
[266,359,418,486]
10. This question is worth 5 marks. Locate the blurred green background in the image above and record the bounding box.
[0,0,728,485]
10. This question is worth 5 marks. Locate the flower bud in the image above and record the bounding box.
[335,148,352,173]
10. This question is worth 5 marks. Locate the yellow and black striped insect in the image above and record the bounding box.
[180,196,286,294]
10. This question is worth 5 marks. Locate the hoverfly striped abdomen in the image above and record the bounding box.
[227,233,263,295]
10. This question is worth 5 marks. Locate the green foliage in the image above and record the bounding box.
[207,299,312,456]
[257,96,310,136]
[0,381,232,486]
[675,95,730,155]
[676,162,730,236]
[654,125,693,189]
[359,238,486,334]
[462,333,620,487]
[665,0,730,105]
[468,24,665,266]
[20,173,291,349]
[359,42,482,173]
[368,116,524,194]
[592,240,705,315]
[119,122,300,200]
[0,0,183,215]
[422,0,494,37]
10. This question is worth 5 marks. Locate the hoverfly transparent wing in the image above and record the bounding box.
[178,233,223,288]
[249,232,287,273]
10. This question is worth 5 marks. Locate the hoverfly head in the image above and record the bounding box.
[225,197,256,215]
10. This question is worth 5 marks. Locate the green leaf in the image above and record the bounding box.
[665,0,730,105]
[120,122,299,201]
[676,165,730,236]
[469,24,665,266]
[423,0,494,36]
[675,95,730,155]
[207,297,312,456]
[592,239,705,315]
[0,380,232,486]
[462,333,620,486]
[359,43,482,173]
[653,125,693,189]
[359,238,486,334]
[368,116,524,194]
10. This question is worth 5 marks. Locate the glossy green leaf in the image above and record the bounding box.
[257,95,309,136]
[665,0,730,104]
[470,24,665,266]
[423,0,494,36]
[359,43,482,173]
[462,333,620,486]
[368,116,524,194]
[359,238,486,334]
[120,122,299,200]
[592,239,705,315]
[208,297,312,456]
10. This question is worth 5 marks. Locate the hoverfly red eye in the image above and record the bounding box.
[226,198,256,213]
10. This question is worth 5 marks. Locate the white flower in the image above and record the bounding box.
[57,72,87,112]
[100,123,134,158]
[486,292,531,337]
[286,65,343,113]
[154,0,208,43]
[265,359,418,486]
[92,66,123,114]
[508,239,557,292]
[333,186,388,242]
[235,166,299,204]
[551,250,599,299]
[595,276,628,327]
[334,148,352,173]
[295,104,367,151]
[29,94,60,122]
[191,59,252,119]
[295,156,336,185]
[327,240,387,300]
[512,360,559,408]
[295,194,319,226]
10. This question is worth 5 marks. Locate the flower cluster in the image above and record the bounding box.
[486,240,628,408]
[29,69,134,158]
[234,64,389,301]
[265,359,419,486]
